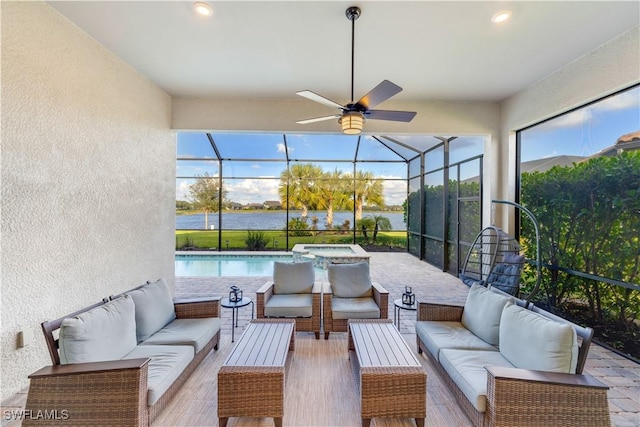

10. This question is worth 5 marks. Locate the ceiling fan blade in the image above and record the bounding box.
[296,114,342,125]
[355,80,403,110]
[365,109,417,122]
[296,90,344,110]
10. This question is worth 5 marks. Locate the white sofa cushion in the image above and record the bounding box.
[328,263,373,298]
[331,296,379,320]
[59,295,137,364]
[273,261,315,294]
[127,279,176,343]
[461,284,513,346]
[415,321,498,361]
[141,318,221,353]
[264,294,313,318]
[439,348,515,413]
[124,344,194,406]
[499,304,579,374]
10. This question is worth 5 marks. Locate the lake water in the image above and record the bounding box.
[176,211,406,230]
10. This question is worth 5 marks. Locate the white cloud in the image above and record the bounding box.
[225,179,280,204]
[176,180,192,201]
[382,179,408,206]
[597,91,639,111]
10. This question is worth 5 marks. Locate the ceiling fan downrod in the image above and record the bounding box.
[346,6,360,104]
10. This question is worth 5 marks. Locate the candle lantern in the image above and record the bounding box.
[402,286,415,306]
[229,285,243,303]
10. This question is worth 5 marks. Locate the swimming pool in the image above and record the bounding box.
[175,253,295,277]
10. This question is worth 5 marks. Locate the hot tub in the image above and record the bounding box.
[292,244,370,269]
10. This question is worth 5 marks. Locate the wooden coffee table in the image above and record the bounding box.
[218,319,295,427]
[348,319,426,427]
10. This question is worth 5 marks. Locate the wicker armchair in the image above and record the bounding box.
[256,261,322,339]
[323,262,388,339]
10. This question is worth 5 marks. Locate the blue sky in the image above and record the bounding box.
[521,86,639,162]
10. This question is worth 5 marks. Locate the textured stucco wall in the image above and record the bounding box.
[495,25,640,233]
[1,2,175,400]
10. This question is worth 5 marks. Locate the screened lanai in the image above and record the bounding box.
[176,132,484,275]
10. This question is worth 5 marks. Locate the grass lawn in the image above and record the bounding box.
[175,230,407,251]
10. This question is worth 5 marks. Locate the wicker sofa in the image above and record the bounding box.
[24,279,221,427]
[416,284,611,427]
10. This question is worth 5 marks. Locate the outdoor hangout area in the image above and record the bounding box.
[2,2,639,427]
[5,253,637,427]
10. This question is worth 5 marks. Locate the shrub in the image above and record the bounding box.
[287,218,312,236]
[245,230,268,251]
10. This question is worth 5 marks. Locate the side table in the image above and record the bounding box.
[220,297,254,342]
[393,298,416,330]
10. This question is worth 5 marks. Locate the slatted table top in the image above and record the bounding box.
[349,321,421,368]
[223,320,294,367]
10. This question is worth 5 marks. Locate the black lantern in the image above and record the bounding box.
[229,285,243,303]
[402,286,415,306]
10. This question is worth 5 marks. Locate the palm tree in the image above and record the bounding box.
[317,168,351,228]
[354,171,385,220]
[370,214,392,242]
[358,214,393,243]
[278,163,323,219]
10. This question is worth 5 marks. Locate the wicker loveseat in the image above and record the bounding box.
[23,279,221,427]
[416,284,610,427]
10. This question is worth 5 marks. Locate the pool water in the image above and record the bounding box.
[175,254,327,278]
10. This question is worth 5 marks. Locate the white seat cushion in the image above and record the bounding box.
[264,294,313,318]
[439,348,515,413]
[461,284,513,346]
[127,279,176,343]
[124,345,194,406]
[140,318,221,353]
[331,296,379,320]
[273,261,315,294]
[415,320,498,361]
[59,295,137,364]
[499,304,578,374]
[328,262,373,298]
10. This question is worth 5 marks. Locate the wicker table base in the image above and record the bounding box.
[348,319,427,427]
[218,319,295,427]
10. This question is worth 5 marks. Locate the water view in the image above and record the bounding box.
[176,211,406,230]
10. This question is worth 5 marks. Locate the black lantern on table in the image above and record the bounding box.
[402,286,415,306]
[229,285,243,303]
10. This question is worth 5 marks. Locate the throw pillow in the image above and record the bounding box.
[273,261,315,294]
[328,262,373,298]
[499,304,578,373]
[59,295,137,364]
[127,278,176,342]
[461,284,513,346]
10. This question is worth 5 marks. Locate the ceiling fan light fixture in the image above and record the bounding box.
[339,112,364,135]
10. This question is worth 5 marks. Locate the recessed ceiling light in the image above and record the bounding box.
[492,10,512,24]
[193,2,213,17]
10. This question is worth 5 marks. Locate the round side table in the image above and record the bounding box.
[393,298,417,330]
[220,297,254,342]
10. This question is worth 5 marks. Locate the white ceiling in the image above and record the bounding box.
[48,1,639,103]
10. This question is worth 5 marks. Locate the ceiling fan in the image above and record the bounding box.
[296,6,417,135]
